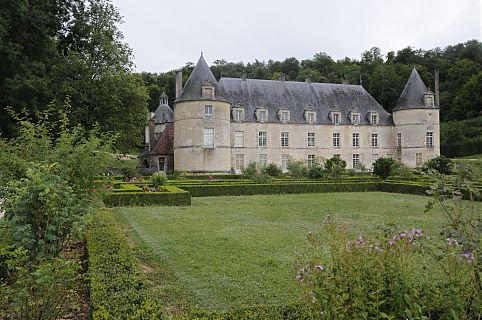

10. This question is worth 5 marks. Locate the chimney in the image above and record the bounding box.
[242,71,247,81]
[148,119,156,151]
[305,76,311,83]
[434,69,440,108]
[175,70,183,99]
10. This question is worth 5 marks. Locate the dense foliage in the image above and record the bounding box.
[0,0,148,151]
[423,155,454,175]
[373,157,398,179]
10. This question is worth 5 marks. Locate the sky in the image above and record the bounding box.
[112,0,482,73]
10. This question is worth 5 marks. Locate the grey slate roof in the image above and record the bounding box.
[152,104,174,124]
[394,68,436,111]
[217,78,393,125]
[175,54,222,102]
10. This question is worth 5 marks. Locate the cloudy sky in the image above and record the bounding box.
[112,0,481,73]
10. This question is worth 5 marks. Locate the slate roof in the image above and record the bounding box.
[217,78,393,125]
[175,54,222,102]
[150,127,174,155]
[394,68,437,111]
[152,104,173,124]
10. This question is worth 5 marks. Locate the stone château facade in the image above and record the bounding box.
[140,54,440,174]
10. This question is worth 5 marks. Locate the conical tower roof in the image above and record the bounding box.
[394,68,435,111]
[175,54,220,102]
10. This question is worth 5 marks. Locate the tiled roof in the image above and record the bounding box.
[150,127,174,155]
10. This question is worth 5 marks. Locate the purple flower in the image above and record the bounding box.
[296,274,304,282]
[315,265,324,271]
[447,238,459,246]
[411,228,423,237]
[388,240,395,246]
[400,231,407,238]
[460,252,475,262]
[356,234,366,246]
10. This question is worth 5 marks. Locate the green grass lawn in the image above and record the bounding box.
[115,192,448,314]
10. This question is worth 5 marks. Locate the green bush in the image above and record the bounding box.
[423,155,454,175]
[324,156,346,179]
[242,162,259,179]
[262,163,282,177]
[287,157,308,178]
[307,159,324,179]
[151,171,168,187]
[86,210,162,319]
[373,157,397,179]
[103,186,191,207]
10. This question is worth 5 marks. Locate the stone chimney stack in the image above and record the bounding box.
[242,71,247,81]
[434,69,440,108]
[148,118,156,151]
[175,70,183,99]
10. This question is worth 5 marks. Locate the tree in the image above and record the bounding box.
[373,157,397,179]
[324,156,346,179]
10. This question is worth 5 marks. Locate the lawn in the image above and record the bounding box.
[115,192,447,314]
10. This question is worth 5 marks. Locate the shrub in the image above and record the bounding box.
[373,157,397,179]
[423,155,454,175]
[151,171,168,187]
[287,157,308,179]
[86,210,162,319]
[242,162,259,179]
[324,156,346,179]
[307,160,324,179]
[262,163,282,177]
[103,186,191,207]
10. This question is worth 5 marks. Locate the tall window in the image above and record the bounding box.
[235,154,244,170]
[307,154,315,167]
[333,113,340,125]
[307,132,315,147]
[371,154,379,167]
[234,131,244,148]
[280,111,289,123]
[258,110,267,122]
[203,128,214,148]
[158,156,165,172]
[204,105,213,115]
[352,133,359,147]
[258,131,267,147]
[371,133,378,147]
[333,133,340,147]
[259,154,267,167]
[281,132,289,147]
[282,154,289,172]
[370,114,378,125]
[234,109,243,122]
[416,153,423,167]
[397,133,402,149]
[352,154,360,168]
[426,132,433,149]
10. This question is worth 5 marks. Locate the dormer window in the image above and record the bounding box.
[278,110,290,123]
[232,106,244,122]
[256,108,268,122]
[423,90,435,107]
[369,112,379,125]
[351,113,360,125]
[304,110,316,124]
[330,111,341,125]
[202,82,215,98]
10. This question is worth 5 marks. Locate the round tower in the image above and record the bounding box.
[393,68,440,168]
[173,54,231,173]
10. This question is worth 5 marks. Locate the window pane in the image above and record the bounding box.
[204,105,213,115]
[258,131,267,147]
[235,131,244,148]
[281,132,289,147]
[204,128,214,148]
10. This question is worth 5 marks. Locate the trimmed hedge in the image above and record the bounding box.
[379,182,429,196]
[103,186,191,207]
[86,210,162,319]
[181,182,380,197]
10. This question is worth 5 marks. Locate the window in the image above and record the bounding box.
[416,153,423,167]
[351,113,360,125]
[235,154,244,171]
[332,113,340,125]
[257,109,268,122]
[203,128,214,148]
[281,132,289,147]
[234,109,244,122]
[426,132,433,149]
[352,154,360,168]
[204,105,213,115]
[306,111,316,124]
[352,133,359,147]
[282,154,289,172]
[370,113,379,125]
[234,131,244,148]
[279,110,290,123]
[371,133,378,147]
[258,131,267,147]
[158,156,165,172]
[307,132,315,147]
[307,154,315,167]
[259,154,267,167]
[202,86,214,98]
[397,133,402,149]
[333,133,340,147]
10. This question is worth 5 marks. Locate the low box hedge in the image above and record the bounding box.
[86,210,162,319]
[103,186,191,207]
[181,182,380,197]
[379,182,429,196]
